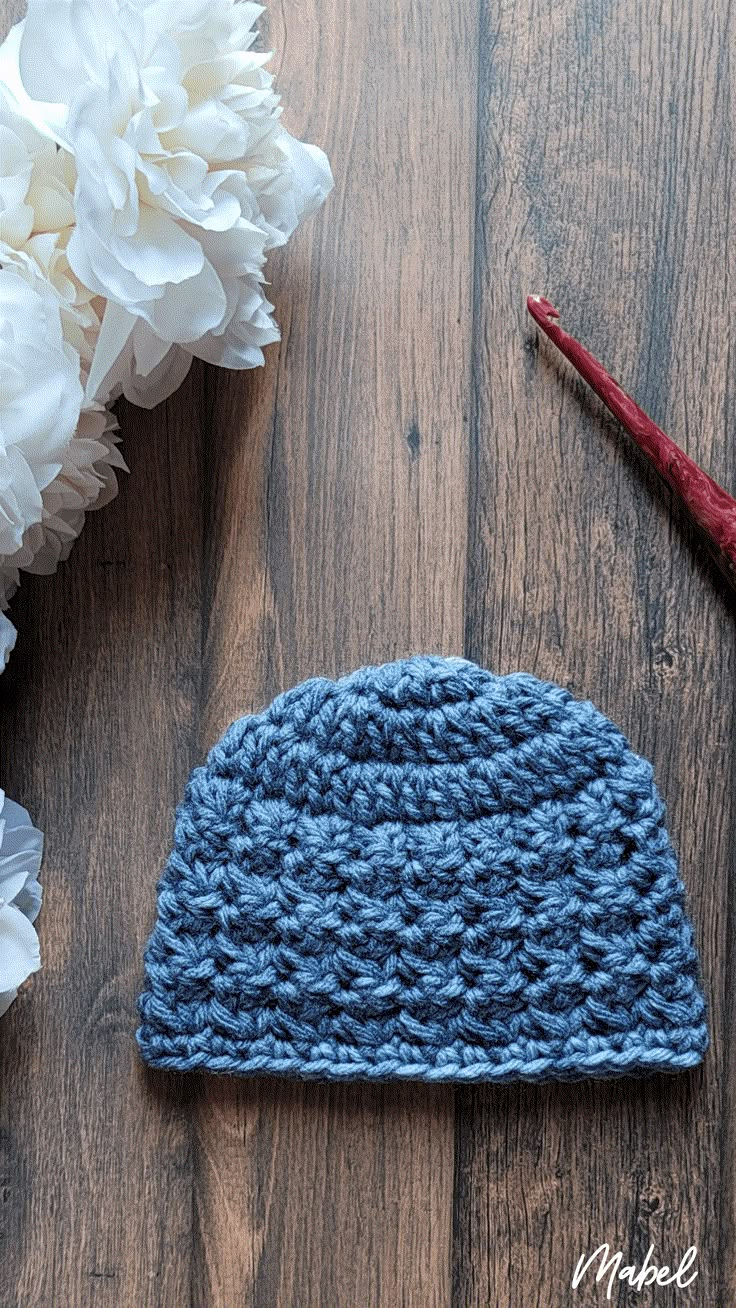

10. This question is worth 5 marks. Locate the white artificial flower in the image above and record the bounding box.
[0,404,126,607]
[0,86,129,604]
[0,611,16,670]
[0,789,43,1018]
[0,81,102,376]
[0,87,128,596]
[0,69,186,407]
[4,0,333,405]
[0,263,84,558]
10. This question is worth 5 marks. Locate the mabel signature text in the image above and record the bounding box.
[572,1243,698,1299]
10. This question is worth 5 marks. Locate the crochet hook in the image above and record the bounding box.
[526,295,736,591]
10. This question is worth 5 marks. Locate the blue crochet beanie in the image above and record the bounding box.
[137,656,707,1082]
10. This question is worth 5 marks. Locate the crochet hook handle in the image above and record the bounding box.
[527,295,736,592]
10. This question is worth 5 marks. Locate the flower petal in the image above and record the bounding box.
[139,255,227,342]
[0,21,68,145]
[0,901,41,993]
[0,614,17,671]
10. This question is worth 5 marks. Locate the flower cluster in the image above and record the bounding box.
[0,0,332,639]
[0,0,332,1015]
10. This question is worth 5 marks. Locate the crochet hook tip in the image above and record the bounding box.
[524,293,736,592]
[526,295,560,326]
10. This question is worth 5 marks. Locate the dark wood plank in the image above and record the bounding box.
[456,1,736,1305]
[190,2,479,1303]
[722,737,736,1306]
[0,367,206,1304]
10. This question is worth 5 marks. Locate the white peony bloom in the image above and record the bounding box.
[0,90,127,600]
[0,82,103,376]
[0,789,43,1018]
[0,66,188,407]
[0,611,16,670]
[0,403,126,607]
[0,264,84,558]
[5,0,333,404]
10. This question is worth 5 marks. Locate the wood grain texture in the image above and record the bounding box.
[0,0,734,1305]
[457,2,736,1306]
[0,379,205,1306]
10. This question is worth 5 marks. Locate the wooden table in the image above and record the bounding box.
[1,1,734,1304]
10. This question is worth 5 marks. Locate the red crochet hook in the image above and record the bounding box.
[527,295,736,591]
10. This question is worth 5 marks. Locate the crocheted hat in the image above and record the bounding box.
[137,657,707,1082]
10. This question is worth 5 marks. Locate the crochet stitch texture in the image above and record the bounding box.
[137,656,707,1081]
